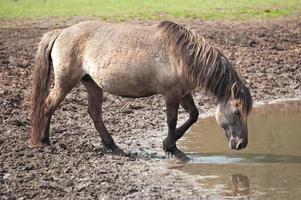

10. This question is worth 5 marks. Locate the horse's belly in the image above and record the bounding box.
[103,81,157,98]
[102,80,157,98]
[93,67,158,98]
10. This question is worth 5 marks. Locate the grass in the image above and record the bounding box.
[0,0,300,20]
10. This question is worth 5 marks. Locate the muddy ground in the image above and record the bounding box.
[0,17,300,199]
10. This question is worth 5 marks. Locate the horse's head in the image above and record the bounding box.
[215,82,252,150]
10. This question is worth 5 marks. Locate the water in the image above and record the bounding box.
[176,100,301,199]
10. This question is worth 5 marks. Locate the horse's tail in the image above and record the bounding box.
[31,29,61,146]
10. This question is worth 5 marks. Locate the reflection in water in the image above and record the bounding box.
[225,174,250,197]
[177,100,301,199]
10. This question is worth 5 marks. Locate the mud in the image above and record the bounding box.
[0,17,300,199]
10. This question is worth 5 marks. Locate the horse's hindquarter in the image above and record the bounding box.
[83,23,183,97]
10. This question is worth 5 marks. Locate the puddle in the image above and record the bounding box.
[177,100,301,199]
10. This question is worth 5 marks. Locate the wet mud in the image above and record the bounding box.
[0,17,300,199]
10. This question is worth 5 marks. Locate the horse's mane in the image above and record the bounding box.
[158,21,252,116]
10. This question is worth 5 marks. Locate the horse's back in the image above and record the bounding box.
[51,21,185,97]
[83,22,175,96]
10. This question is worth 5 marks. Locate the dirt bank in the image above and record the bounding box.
[0,17,300,199]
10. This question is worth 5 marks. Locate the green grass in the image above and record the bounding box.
[0,0,300,20]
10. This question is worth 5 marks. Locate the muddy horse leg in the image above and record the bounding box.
[39,81,75,145]
[163,96,187,160]
[175,93,199,141]
[81,75,122,154]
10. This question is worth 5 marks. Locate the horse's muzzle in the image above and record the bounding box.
[229,137,247,150]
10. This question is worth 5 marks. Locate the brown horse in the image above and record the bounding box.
[31,21,252,160]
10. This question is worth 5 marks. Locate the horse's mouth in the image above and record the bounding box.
[228,136,247,150]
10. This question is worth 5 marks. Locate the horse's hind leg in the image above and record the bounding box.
[41,79,78,144]
[175,93,199,141]
[81,75,122,154]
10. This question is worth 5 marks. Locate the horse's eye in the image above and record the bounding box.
[221,123,229,130]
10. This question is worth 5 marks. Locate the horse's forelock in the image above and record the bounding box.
[233,84,253,122]
[239,85,253,118]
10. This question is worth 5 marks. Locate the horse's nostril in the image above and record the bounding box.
[236,142,243,150]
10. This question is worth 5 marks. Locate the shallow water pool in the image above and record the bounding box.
[177,100,301,199]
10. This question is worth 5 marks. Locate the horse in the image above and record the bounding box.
[31,21,252,160]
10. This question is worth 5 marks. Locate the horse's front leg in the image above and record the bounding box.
[175,93,199,141]
[163,96,188,161]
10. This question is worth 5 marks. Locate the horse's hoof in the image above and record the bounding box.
[29,140,50,148]
[102,141,123,154]
[112,147,124,155]
[111,145,127,156]
[164,146,189,162]
[171,148,188,162]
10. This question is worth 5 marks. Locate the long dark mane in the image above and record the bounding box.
[158,21,252,116]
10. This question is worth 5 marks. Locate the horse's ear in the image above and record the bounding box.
[231,81,240,98]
